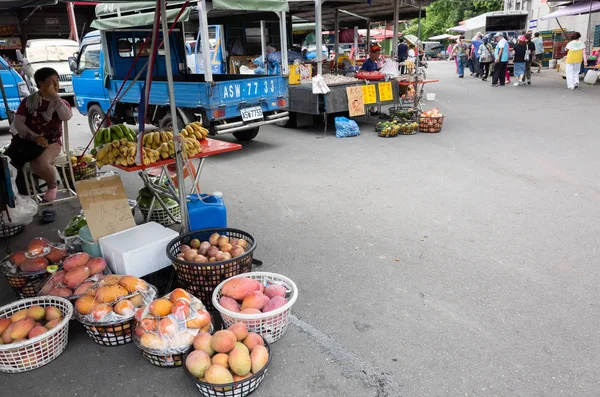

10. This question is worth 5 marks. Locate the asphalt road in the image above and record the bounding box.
[1,62,600,397]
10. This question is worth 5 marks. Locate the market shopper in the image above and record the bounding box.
[397,38,409,74]
[361,45,381,72]
[565,32,587,90]
[453,36,469,78]
[5,67,72,209]
[491,32,509,86]
[524,33,536,85]
[532,32,544,72]
[478,36,494,81]
[471,32,483,77]
[513,36,527,86]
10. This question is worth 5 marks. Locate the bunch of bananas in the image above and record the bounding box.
[96,138,137,168]
[181,122,209,140]
[143,130,174,150]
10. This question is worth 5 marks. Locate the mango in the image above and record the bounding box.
[211,330,237,354]
[20,257,49,272]
[75,295,97,315]
[45,306,62,321]
[96,285,129,303]
[10,318,35,339]
[45,319,62,329]
[250,344,269,374]
[91,304,113,321]
[87,257,107,275]
[64,266,91,289]
[10,309,29,323]
[243,332,264,352]
[221,277,260,300]
[63,252,89,271]
[27,306,46,321]
[240,308,262,314]
[234,342,249,355]
[28,325,48,339]
[169,288,191,303]
[130,294,145,307]
[219,296,240,312]
[157,317,178,337]
[233,372,253,382]
[48,287,73,297]
[46,247,67,263]
[74,281,95,296]
[149,299,173,317]
[211,353,229,368]
[186,309,211,329]
[228,347,251,376]
[113,300,135,317]
[228,323,248,341]
[52,270,66,284]
[102,274,123,286]
[193,332,215,356]
[0,318,11,334]
[171,300,190,321]
[264,284,287,299]
[263,296,287,313]
[2,324,15,343]
[140,333,167,350]
[186,350,212,378]
[9,250,27,266]
[119,275,147,293]
[241,291,267,311]
[204,364,234,388]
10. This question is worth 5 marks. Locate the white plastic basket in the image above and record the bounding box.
[212,272,298,343]
[0,296,73,373]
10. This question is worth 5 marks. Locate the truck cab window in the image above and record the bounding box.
[79,44,101,70]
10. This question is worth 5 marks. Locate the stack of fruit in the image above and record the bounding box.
[39,253,107,299]
[134,288,212,357]
[177,233,249,265]
[217,277,288,315]
[93,124,137,150]
[0,304,65,345]
[418,108,444,133]
[74,275,156,324]
[6,238,67,273]
[143,122,205,160]
[376,120,400,137]
[95,138,138,168]
[185,323,270,388]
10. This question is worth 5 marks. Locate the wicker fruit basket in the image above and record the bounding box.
[0,296,73,373]
[418,115,445,133]
[212,272,298,343]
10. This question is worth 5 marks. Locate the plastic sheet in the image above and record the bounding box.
[39,254,109,299]
[0,165,37,227]
[335,117,361,138]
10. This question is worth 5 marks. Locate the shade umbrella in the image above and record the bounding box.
[404,34,421,45]
[540,0,600,19]
[447,26,465,33]
[429,34,452,40]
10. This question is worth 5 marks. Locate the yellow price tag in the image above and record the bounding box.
[361,85,377,105]
[378,82,394,102]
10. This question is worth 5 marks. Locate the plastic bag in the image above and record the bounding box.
[380,59,400,79]
[312,74,330,94]
[39,253,109,299]
[335,117,360,138]
[253,56,264,67]
[0,164,37,226]
[134,288,213,354]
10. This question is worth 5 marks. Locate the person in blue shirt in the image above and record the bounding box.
[397,38,409,74]
[470,32,483,77]
[361,45,381,72]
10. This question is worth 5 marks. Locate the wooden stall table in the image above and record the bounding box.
[112,138,241,225]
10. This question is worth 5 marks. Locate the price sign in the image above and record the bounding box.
[361,85,377,104]
[378,82,394,102]
[346,86,365,117]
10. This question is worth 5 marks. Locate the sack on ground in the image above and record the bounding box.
[334,117,360,138]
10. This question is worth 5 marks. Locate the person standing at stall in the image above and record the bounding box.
[492,32,509,86]
[361,45,381,72]
[565,32,587,90]
[453,36,469,78]
[470,32,483,77]
[524,33,536,85]
[478,36,494,82]
[5,67,72,214]
[513,36,527,86]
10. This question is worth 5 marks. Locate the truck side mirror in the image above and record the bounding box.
[68,57,78,73]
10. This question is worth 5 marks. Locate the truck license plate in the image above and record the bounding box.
[241,106,263,122]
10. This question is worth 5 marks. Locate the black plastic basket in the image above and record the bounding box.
[142,350,186,367]
[79,318,136,346]
[73,161,97,181]
[0,225,24,238]
[183,342,271,397]
[0,260,51,299]
[166,228,257,311]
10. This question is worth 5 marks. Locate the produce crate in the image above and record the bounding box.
[213,272,298,343]
[80,318,137,346]
[0,259,52,299]
[183,341,272,397]
[418,115,445,133]
[73,161,97,181]
[0,296,73,373]
[0,225,24,238]
[166,228,257,311]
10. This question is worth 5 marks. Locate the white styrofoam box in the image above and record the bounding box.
[99,221,179,278]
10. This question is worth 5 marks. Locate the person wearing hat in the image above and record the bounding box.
[512,35,528,86]
[491,32,509,86]
[361,45,381,72]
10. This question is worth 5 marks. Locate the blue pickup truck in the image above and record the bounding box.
[0,57,30,121]
[71,9,289,141]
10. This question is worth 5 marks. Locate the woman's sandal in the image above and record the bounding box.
[41,209,56,224]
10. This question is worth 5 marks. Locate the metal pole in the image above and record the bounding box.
[160,0,188,233]
[392,0,399,58]
[279,12,289,75]
[586,0,594,54]
[67,3,79,42]
[416,1,422,69]
[198,0,213,82]
[0,76,14,124]
[315,0,323,75]
[353,26,358,66]
[366,18,371,52]
[260,20,267,69]
[334,9,339,70]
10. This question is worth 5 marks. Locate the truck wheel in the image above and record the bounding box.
[88,105,108,135]
[159,112,185,130]
[233,128,259,141]
[276,112,296,128]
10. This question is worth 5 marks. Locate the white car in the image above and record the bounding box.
[21,39,79,97]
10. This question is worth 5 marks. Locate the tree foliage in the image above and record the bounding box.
[403,0,503,39]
